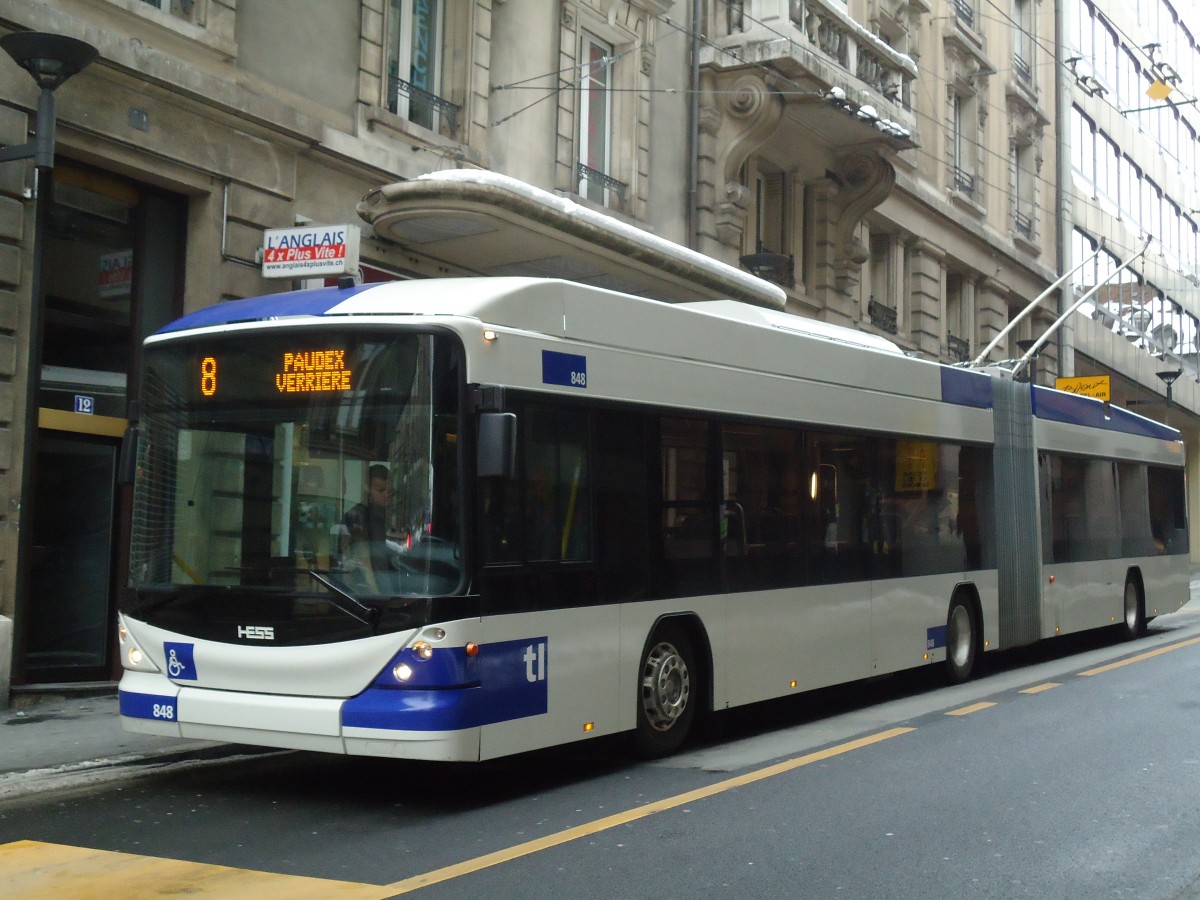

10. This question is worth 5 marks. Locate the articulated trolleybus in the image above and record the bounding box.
[119,276,1189,761]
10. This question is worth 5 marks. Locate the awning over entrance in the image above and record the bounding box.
[357,170,788,309]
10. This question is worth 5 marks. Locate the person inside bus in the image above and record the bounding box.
[340,464,393,587]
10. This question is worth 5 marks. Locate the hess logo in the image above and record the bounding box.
[237,625,275,641]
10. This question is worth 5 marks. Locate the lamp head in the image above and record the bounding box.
[0,32,97,91]
[1157,368,1183,387]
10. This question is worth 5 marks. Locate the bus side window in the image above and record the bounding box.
[524,408,591,563]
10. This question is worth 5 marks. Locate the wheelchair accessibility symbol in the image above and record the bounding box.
[162,642,197,680]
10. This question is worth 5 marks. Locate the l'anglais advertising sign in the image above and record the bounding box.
[261,224,360,278]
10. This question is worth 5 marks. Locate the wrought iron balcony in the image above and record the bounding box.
[951,165,976,198]
[1013,54,1032,85]
[952,0,976,30]
[947,333,971,362]
[577,164,628,203]
[388,74,460,134]
[868,298,898,334]
[1014,209,1034,239]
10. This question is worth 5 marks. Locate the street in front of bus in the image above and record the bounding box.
[4,590,1200,898]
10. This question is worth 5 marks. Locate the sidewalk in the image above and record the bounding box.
[0,689,234,802]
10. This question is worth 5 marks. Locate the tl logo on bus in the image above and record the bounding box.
[523,641,547,683]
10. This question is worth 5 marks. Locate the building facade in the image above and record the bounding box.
[0,0,1195,698]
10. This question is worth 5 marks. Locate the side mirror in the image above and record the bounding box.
[477,412,516,478]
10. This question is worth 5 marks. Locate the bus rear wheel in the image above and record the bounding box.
[633,624,698,758]
[945,596,979,684]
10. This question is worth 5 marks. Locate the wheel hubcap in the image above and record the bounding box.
[641,642,690,732]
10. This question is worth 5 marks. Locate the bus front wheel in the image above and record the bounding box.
[633,624,698,758]
[945,596,979,684]
[1120,576,1145,641]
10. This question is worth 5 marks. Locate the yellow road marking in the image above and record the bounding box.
[1077,635,1200,677]
[1020,683,1061,694]
[0,840,380,899]
[945,701,996,716]
[382,726,914,893]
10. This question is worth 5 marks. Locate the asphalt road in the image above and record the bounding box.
[3,609,1200,898]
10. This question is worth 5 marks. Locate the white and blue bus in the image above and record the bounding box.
[118,277,1189,760]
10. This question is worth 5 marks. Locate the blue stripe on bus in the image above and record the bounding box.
[155,284,379,334]
[342,637,548,732]
[940,367,993,409]
[1031,385,1179,441]
[926,625,947,650]
[119,689,179,722]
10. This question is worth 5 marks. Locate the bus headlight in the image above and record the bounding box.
[117,615,160,673]
[393,663,414,683]
[412,640,433,660]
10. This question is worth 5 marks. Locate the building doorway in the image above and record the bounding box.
[18,162,185,684]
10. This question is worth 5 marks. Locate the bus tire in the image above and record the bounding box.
[1120,574,1145,641]
[945,594,979,684]
[632,623,698,759]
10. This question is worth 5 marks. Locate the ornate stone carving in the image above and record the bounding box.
[832,152,896,291]
[698,69,784,253]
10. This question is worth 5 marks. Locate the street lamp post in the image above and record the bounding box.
[0,31,97,683]
[1157,368,1183,427]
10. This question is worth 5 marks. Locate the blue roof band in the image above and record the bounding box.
[1032,385,1179,441]
[155,284,377,334]
[940,366,994,409]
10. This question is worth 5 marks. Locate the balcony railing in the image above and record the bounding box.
[1014,209,1034,238]
[787,0,917,109]
[952,0,976,30]
[868,298,898,334]
[577,164,628,203]
[1013,54,1033,85]
[388,74,460,134]
[947,333,971,362]
[951,165,976,198]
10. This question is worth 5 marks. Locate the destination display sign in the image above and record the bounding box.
[198,348,353,398]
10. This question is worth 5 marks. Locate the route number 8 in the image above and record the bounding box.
[201,357,217,397]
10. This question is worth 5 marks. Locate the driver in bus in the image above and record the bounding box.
[339,464,393,588]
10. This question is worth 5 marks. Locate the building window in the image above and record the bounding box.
[1013,142,1036,239]
[869,232,899,334]
[1013,0,1033,85]
[578,31,616,204]
[387,0,458,134]
[946,271,972,361]
[952,93,977,197]
[1070,105,1096,190]
[139,0,199,22]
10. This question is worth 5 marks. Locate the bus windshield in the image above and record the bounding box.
[129,329,464,606]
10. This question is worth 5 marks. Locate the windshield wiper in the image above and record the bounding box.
[307,570,380,627]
